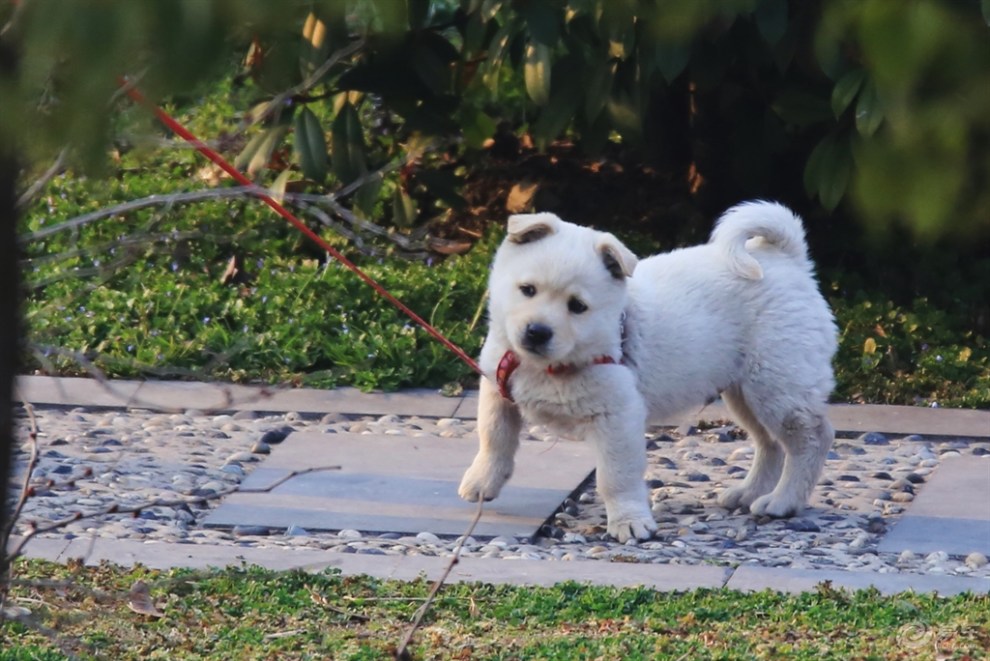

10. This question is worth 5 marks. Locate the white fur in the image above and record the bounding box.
[459,201,838,542]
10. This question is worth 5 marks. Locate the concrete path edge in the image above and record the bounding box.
[16,375,990,438]
[9,536,989,596]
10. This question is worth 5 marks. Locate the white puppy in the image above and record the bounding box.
[458,201,838,542]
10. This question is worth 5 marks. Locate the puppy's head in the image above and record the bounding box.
[488,212,637,365]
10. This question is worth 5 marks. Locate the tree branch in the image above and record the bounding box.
[16,148,67,211]
[394,499,485,660]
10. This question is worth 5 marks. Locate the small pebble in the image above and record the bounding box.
[965,552,988,568]
[859,432,889,446]
[785,519,821,533]
[232,525,270,537]
[260,429,290,445]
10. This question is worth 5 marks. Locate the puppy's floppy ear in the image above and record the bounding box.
[507,212,561,244]
[597,234,637,279]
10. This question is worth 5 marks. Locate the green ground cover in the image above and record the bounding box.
[2,560,988,660]
[20,164,990,407]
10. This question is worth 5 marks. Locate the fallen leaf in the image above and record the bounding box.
[506,181,539,213]
[428,237,473,255]
[128,580,164,618]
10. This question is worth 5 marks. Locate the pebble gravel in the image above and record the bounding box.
[9,405,990,582]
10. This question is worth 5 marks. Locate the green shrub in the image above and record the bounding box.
[831,293,989,408]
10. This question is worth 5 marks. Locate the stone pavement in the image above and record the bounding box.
[10,375,990,596]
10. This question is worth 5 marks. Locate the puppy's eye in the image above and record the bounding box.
[568,297,588,314]
[519,284,537,298]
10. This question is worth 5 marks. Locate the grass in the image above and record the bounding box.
[2,559,989,660]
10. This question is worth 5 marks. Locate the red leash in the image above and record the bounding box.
[119,80,483,378]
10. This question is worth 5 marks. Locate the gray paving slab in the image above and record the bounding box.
[18,375,990,437]
[6,536,73,563]
[202,431,596,538]
[726,565,990,596]
[878,457,990,556]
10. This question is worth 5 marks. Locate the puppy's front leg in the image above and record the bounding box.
[458,376,522,502]
[586,385,657,543]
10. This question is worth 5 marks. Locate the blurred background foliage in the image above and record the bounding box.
[4,0,990,235]
[2,0,989,402]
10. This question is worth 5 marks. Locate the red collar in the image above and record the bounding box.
[496,350,620,402]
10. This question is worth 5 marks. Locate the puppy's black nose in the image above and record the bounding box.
[522,323,553,351]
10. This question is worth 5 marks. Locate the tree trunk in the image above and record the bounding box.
[0,40,21,573]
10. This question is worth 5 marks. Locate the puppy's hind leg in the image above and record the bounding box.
[459,376,522,502]
[750,407,834,518]
[718,386,785,511]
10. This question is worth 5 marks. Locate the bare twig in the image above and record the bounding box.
[1,402,40,553]
[5,465,342,562]
[394,499,485,660]
[22,186,257,241]
[16,149,68,211]
[248,39,366,129]
[19,177,430,258]
[238,465,342,494]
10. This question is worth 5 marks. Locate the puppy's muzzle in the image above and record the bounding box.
[521,323,553,354]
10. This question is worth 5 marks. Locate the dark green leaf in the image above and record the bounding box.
[234,130,270,173]
[772,88,832,126]
[831,69,866,118]
[270,168,292,203]
[247,125,289,177]
[754,0,788,46]
[354,175,383,217]
[461,107,497,149]
[519,0,560,46]
[855,79,884,136]
[655,44,690,84]
[606,88,641,142]
[412,38,452,96]
[481,0,503,21]
[408,0,431,29]
[464,11,487,55]
[482,20,513,93]
[524,41,552,106]
[533,54,583,147]
[331,101,367,184]
[982,0,990,26]
[392,187,417,228]
[294,107,329,182]
[584,59,615,122]
[804,133,852,211]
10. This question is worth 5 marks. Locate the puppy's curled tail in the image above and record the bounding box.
[709,200,809,280]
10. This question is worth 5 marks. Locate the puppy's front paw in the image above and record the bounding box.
[605,506,657,543]
[749,492,803,518]
[458,454,514,502]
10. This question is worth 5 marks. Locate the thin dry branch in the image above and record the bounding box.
[5,465,341,563]
[16,149,67,211]
[394,499,485,660]
[23,186,257,241]
[248,39,366,129]
[1,402,40,552]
